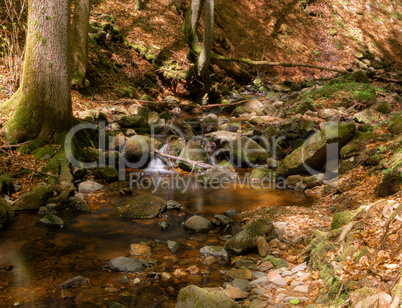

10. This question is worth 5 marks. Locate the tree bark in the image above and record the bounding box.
[70,0,91,87]
[2,0,73,144]
[197,0,214,80]
[183,0,204,60]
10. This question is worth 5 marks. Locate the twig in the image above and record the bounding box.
[0,141,32,149]
[153,149,213,169]
[199,97,267,109]
[337,298,350,308]
[338,221,355,243]
[334,283,344,303]
[380,202,402,249]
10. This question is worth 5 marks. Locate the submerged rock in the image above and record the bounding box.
[60,276,89,289]
[184,216,211,233]
[119,194,166,219]
[225,219,277,255]
[176,285,240,308]
[104,257,145,273]
[198,166,235,186]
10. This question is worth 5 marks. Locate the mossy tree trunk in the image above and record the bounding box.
[2,0,73,144]
[70,0,91,88]
[183,0,204,61]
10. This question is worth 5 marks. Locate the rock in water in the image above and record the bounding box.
[225,219,277,255]
[0,197,15,229]
[176,285,240,308]
[277,123,356,176]
[39,214,65,228]
[184,216,211,233]
[104,257,144,273]
[60,276,89,289]
[118,193,166,219]
[200,246,229,261]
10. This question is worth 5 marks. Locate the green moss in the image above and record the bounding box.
[231,106,250,116]
[250,167,274,180]
[96,166,118,182]
[331,211,353,230]
[0,173,15,196]
[231,136,269,167]
[13,185,54,212]
[32,146,57,159]
[0,197,15,229]
[388,117,402,135]
[178,141,208,172]
[262,256,288,268]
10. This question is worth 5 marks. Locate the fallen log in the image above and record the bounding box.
[153,149,214,169]
[211,55,348,74]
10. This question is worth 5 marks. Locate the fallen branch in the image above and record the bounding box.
[0,141,32,149]
[199,97,267,109]
[211,55,348,73]
[153,149,214,169]
[23,167,60,179]
[337,298,350,308]
[338,221,355,243]
[380,202,402,249]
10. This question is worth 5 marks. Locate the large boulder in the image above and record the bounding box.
[230,136,269,167]
[178,141,208,172]
[176,285,240,308]
[118,193,167,218]
[277,123,356,176]
[0,197,15,229]
[0,173,15,196]
[123,135,160,167]
[206,131,238,148]
[224,219,277,255]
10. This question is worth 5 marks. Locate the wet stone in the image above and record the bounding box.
[200,246,229,261]
[224,284,247,300]
[167,240,179,253]
[60,276,89,289]
[166,200,182,210]
[158,221,170,231]
[78,180,105,192]
[39,214,64,228]
[224,208,239,217]
[214,214,233,227]
[104,257,144,273]
[184,216,211,233]
[231,278,251,293]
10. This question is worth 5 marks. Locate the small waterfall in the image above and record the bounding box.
[143,143,173,174]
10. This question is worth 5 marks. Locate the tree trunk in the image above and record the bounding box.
[70,0,91,88]
[2,0,73,144]
[183,0,204,61]
[196,0,214,92]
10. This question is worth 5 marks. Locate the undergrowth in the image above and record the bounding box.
[299,79,386,109]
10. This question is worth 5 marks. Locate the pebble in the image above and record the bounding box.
[253,287,266,296]
[256,236,269,257]
[283,296,308,303]
[272,277,287,288]
[281,270,292,277]
[252,272,265,280]
[226,267,253,280]
[167,240,179,253]
[291,262,307,273]
[224,284,247,300]
[203,256,217,266]
[187,265,200,275]
[231,278,251,293]
[249,299,268,308]
[290,280,304,287]
[293,285,308,293]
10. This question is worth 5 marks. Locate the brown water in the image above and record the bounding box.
[0,175,310,308]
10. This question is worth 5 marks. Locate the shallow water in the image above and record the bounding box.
[0,175,310,307]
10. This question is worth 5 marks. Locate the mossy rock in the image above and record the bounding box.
[166,116,194,139]
[13,185,54,212]
[250,167,274,180]
[331,211,353,230]
[166,138,186,157]
[217,160,235,171]
[262,256,288,268]
[340,140,361,159]
[118,193,167,219]
[365,153,384,166]
[388,117,402,135]
[140,94,153,102]
[375,101,391,114]
[176,285,240,308]
[178,141,208,172]
[198,166,234,186]
[32,146,58,159]
[120,86,138,98]
[375,169,402,197]
[357,123,373,132]
[123,135,161,167]
[231,136,269,167]
[231,106,250,117]
[339,159,356,174]
[0,173,15,196]
[277,123,356,176]
[351,70,370,83]
[118,115,144,128]
[224,219,277,255]
[96,166,119,182]
[249,117,265,126]
[0,197,15,229]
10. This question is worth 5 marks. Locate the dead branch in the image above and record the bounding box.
[211,55,348,73]
[338,221,355,243]
[337,298,350,308]
[0,141,32,149]
[153,149,214,169]
[380,202,402,249]
[199,97,267,109]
